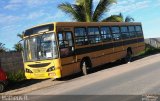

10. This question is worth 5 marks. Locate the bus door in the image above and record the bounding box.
[58,31,77,77]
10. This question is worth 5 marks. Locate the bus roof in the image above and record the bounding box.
[25,22,141,30]
[55,22,141,27]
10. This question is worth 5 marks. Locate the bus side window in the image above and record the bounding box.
[75,28,88,46]
[58,32,74,57]
[88,27,101,44]
[66,32,73,47]
[58,33,66,48]
[135,26,143,37]
[100,26,112,42]
[120,26,130,39]
[128,26,136,38]
[111,27,121,41]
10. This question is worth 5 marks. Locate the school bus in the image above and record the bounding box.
[22,22,145,79]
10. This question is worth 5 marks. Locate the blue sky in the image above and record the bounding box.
[0,0,160,49]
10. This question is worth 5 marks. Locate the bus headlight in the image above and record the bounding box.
[26,68,33,73]
[46,66,55,72]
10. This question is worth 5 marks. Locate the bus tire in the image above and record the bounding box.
[80,59,91,75]
[125,49,132,63]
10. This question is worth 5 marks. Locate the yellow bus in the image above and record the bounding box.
[22,22,145,79]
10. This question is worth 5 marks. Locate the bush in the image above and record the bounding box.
[144,47,160,55]
[138,44,160,56]
[7,70,26,82]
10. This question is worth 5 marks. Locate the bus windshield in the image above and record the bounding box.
[23,33,58,62]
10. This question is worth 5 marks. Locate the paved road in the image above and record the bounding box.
[26,54,160,101]
[61,61,160,95]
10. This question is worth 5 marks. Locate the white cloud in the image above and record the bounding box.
[9,0,24,3]
[27,0,52,6]
[36,10,72,23]
[4,0,24,10]
[108,0,151,15]
[0,11,49,27]
[4,0,55,10]
[0,24,22,32]
[54,11,64,19]
[0,14,21,25]
[4,4,20,10]
[26,10,46,20]
[53,11,72,22]
[118,1,128,5]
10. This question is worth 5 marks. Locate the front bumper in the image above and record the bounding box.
[25,69,61,79]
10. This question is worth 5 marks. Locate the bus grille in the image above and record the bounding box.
[28,63,50,68]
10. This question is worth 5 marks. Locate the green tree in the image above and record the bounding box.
[17,33,23,39]
[102,15,123,22]
[13,33,23,52]
[58,0,116,22]
[0,42,7,52]
[125,16,134,22]
[13,43,23,52]
[103,13,134,22]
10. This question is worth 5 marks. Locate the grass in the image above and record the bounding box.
[138,44,160,57]
[6,69,26,82]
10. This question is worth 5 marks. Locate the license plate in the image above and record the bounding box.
[34,73,45,77]
[33,68,46,73]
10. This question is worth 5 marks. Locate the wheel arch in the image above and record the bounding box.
[127,47,133,54]
[80,56,92,69]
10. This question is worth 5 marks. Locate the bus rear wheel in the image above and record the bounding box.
[81,60,91,75]
[125,50,132,63]
[121,49,133,63]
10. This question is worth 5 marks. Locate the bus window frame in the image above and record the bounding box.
[100,26,113,42]
[128,26,137,38]
[57,31,75,58]
[135,25,143,37]
[87,26,102,44]
[120,26,130,40]
[111,26,122,41]
[74,27,89,46]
